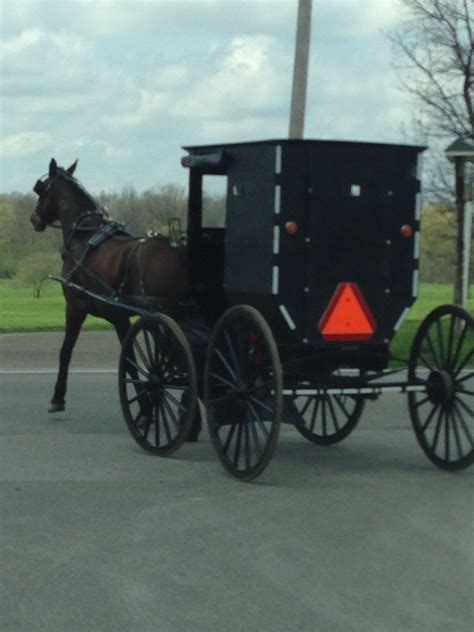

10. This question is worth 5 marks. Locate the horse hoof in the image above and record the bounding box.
[48,401,65,413]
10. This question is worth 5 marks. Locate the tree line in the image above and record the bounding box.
[0,185,472,296]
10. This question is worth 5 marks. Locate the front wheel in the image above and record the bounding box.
[204,305,283,481]
[408,304,473,470]
[118,313,197,456]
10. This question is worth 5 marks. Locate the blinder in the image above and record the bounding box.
[33,176,50,200]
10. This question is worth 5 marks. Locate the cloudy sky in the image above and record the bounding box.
[0,0,414,194]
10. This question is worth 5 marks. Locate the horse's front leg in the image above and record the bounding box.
[49,305,87,412]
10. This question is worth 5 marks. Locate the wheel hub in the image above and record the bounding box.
[427,370,454,405]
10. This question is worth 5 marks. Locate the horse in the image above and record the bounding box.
[30,158,201,437]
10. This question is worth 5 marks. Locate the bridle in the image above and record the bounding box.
[33,174,62,229]
[32,169,108,233]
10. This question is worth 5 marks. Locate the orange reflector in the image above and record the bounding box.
[401,224,413,238]
[285,221,298,235]
[319,283,376,341]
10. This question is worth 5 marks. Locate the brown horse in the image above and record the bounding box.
[30,158,189,417]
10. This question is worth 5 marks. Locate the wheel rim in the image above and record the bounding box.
[119,315,196,456]
[408,305,473,470]
[205,306,282,480]
[291,373,365,445]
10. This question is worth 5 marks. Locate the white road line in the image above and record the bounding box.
[0,369,117,375]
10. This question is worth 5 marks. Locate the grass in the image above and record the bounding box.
[0,278,113,333]
[0,279,472,361]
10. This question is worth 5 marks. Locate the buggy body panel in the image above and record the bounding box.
[182,139,425,365]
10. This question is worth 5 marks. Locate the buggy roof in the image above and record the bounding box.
[182,138,426,153]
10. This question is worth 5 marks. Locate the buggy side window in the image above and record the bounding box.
[202,175,227,228]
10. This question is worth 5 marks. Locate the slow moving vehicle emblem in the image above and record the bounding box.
[318,282,376,341]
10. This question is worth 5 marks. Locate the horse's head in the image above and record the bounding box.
[30,158,78,231]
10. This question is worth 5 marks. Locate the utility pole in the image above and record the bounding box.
[289,0,312,139]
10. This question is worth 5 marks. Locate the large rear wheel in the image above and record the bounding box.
[408,304,473,470]
[204,305,282,481]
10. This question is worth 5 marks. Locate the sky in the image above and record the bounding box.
[0,0,414,194]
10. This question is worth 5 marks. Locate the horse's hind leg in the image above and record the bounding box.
[49,306,86,413]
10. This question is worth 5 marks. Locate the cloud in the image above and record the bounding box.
[105,89,167,129]
[0,28,43,55]
[174,35,289,121]
[0,132,52,157]
[72,138,130,159]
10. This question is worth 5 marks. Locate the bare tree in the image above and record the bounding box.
[387,0,473,303]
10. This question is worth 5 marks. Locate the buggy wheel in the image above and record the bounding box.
[118,313,197,456]
[204,305,282,481]
[408,304,473,471]
[290,372,365,445]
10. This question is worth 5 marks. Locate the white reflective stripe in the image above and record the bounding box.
[412,269,419,297]
[415,192,422,221]
[393,307,410,331]
[414,231,420,259]
[273,225,280,254]
[416,154,423,181]
[272,266,279,294]
[275,145,282,175]
[274,185,281,214]
[279,304,296,330]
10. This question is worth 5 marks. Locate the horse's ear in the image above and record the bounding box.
[49,158,58,178]
[67,159,78,176]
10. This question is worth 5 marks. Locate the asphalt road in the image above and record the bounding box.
[0,332,473,632]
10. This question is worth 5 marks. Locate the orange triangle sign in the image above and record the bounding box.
[319,283,376,341]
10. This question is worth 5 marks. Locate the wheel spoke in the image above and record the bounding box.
[158,401,173,444]
[425,330,442,368]
[125,357,151,380]
[452,402,473,447]
[248,395,273,414]
[419,352,435,372]
[247,399,270,439]
[450,321,468,370]
[161,395,181,432]
[309,398,320,434]
[332,394,351,421]
[244,418,251,470]
[210,371,237,389]
[133,337,153,372]
[298,396,313,418]
[413,395,430,409]
[215,348,239,383]
[454,395,473,418]
[444,408,450,463]
[162,388,187,412]
[127,387,150,406]
[436,319,446,368]
[430,408,444,454]
[247,405,262,458]
[421,403,439,433]
[223,329,241,379]
[455,369,474,385]
[449,409,464,461]
[454,351,473,377]
[222,422,237,456]
[327,396,341,433]
[142,328,155,366]
[233,421,244,468]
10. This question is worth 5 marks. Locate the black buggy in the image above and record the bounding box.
[116,139,473,480]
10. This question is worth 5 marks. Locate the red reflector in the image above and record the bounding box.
[319,283,376,341]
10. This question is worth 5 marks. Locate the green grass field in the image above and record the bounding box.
[0,279,113,333]
[0,279,472,362]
